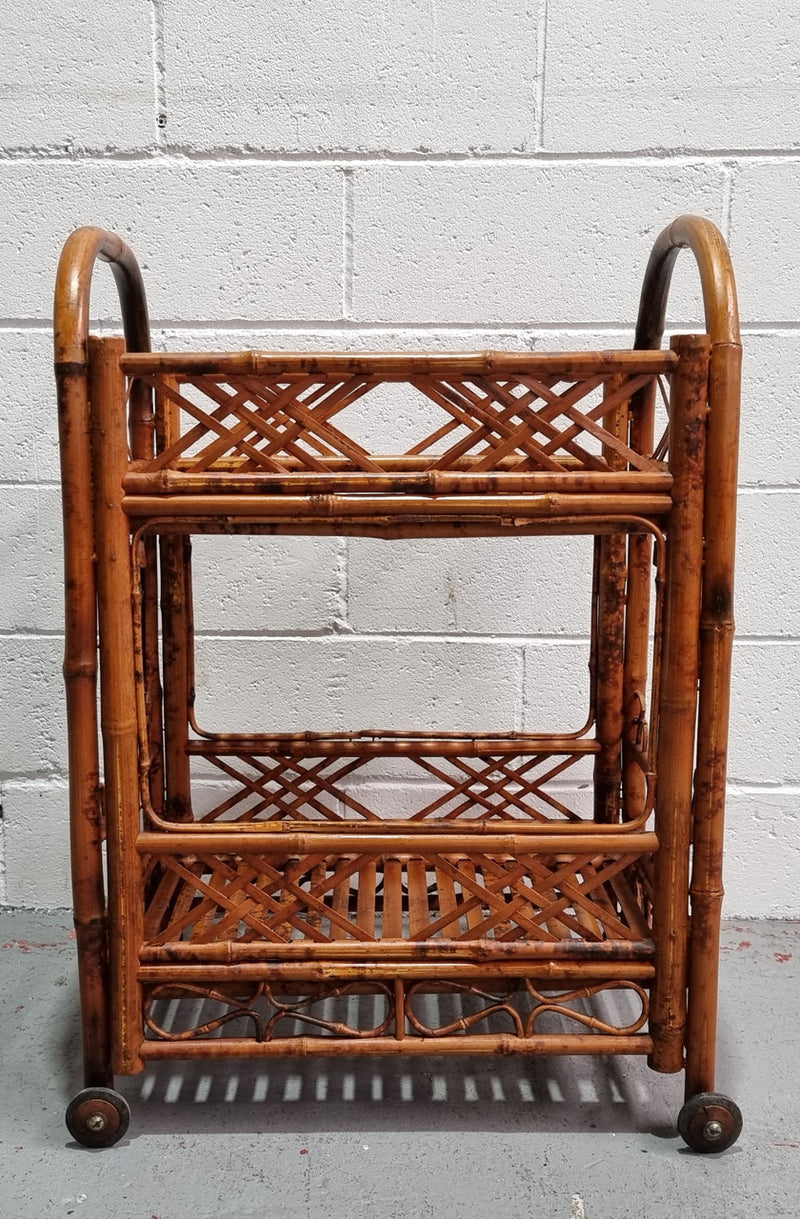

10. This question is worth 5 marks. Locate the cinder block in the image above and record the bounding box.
[724,790,800,917]
[523,642,593,734]
[348,536,594,637]
[2,782,71,908]
[192,636,522,734]
[729,644,800,784]
[543,2,800,153]
[739,334,800,487]
[191,535,341,633]
[0,331,61,482]
[351,165,725,324]
[4,1,153,152]
[0,638,67,775]
[735,494,800,637]
[163,0,537,153]
[0,486,63,632]
[0,162,343,321]
[730,163,800,322]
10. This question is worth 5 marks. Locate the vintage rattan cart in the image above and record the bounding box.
[55,216,742,1151]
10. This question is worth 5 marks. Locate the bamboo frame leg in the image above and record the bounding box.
[622,379,656,822]
[56,355,111,1087]
[55,226,151,1090]
[648,335,710,1073]
[684,338,742,1098]
[160,534,193,821]
[635,216,741,1097]
[89,337,145,1074]
[593,376,629,824]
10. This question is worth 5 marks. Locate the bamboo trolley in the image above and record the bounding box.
[55,217,742,1151]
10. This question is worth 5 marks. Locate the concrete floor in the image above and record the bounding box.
[1,910,798,1219]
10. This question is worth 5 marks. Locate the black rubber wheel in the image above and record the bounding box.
[678,1092,742,1153]
[65,1087,130,1148]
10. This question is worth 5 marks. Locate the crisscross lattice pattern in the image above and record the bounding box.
[134,370,666,475]
[142,848,652,948]
[190,748,593,824]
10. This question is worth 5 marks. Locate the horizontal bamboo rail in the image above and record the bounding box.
[122,349,678,378]
[132,515,662,541]
[122,469,673,497]
[139,1033,654,1059]
[185,732,601,755]
[138,940,655,965]
[137,831,658,854]
[122,492,673,520]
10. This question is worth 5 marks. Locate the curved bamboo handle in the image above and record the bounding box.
[634,215,740,350]
[54,225,151,364]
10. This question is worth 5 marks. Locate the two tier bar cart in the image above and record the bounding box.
[55,216,742,1150]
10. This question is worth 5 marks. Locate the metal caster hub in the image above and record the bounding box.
[65,1087,130,1148]
[678,1092,742,1153]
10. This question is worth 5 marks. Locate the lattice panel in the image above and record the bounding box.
[189,749,594,824]
[142,849,652,948]
[133,370,667,475]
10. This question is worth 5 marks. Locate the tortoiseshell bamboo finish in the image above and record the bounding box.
[55,217,740,1123]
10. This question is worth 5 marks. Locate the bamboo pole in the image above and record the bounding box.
[593,376,629,823]
[160,535,193,821]
[139,1033,653,1060]
[634,215,741,1095]
[54,227,150,1088]
[138,943,654,967]
[89,336,145,1075]
[622,377,656,822]
[122,491,673,519]
[136,830,658,855]
[122,469,672,496]
[138,961,654,982]
[122,349,677,378]
[684,337,742,1098]
[648,335,710,1073]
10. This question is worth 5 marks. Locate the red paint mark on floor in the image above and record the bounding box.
[775,953,793,963]
[737,940,752,950]
[775,1141,799,1148]
[300,1148,309,1155]
[1,938,70,952]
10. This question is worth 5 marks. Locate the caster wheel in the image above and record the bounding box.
[65,1087,130,1148]
[678,1092,742,1153]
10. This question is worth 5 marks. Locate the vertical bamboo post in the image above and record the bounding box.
[89,336,145,1074]
[55,350,111,1087]
[158,375,193,821]
[161,531,193,820]
[648,334,710,1073]
[593,376,628,823]
[622,379,656,821]
[130,375,164,816]
[634,215,741,1094]
[684,337,742,1098]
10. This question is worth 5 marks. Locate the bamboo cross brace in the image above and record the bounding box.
[411,377,570,471]
[234,374,381,465]
[200,751,378,823]
[431,374,612,472]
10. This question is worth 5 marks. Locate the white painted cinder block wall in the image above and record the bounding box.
[1,2,798,914]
